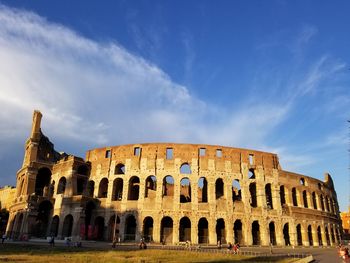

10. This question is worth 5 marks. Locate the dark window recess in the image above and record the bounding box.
[105,150,111,158]
[166,148,173,160]
[134,147,141,156]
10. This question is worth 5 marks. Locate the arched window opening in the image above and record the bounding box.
[35,167,52,196]
[292,188,298,206]
[325,226,330,246]
[142,217,153,242]
[112,178,123,201]
[50,215,59,237]
[93,216,104,240]
[303,190,308,208]
[57,177,66,194]
[62,214,73,238]
[198,177,208,203]
[179,217,191,242]
[283,223,290,246]
[125,215,137,241]
[300,178,305,186]
[180,163,191,174]
[108,215,120,241]
[329,199,334,214]
[330,225,335,243]
[162,176,174,197]
[128,176,140,200]
[216,218,226,244]
[248,169,255,179]
[198,218,208,244]
[308,225,313,246]
[296,224,302,246]
[318,183,322,190]
[180,178,191,203]
[98,178,109,198]
[17,178,25,197]
[232,179,241,202]
[280,185,286,206]
[215,178,224,200]
[317,226,322,246]
[160,217,173,244]
[115,163,125,175]
[145,176,157,198]
[249,183,257,208]
[325,196,330,212]
[252,221,260,245]
[312,192,317,209]
[87,180,95,197]
[265,184,273,209]
[269,222,276,246]
[76,177,87,195]
[320,195,325,211]
[234,220,243,244]
[33,200,53,238]
[77,165,89,175]
[84,201,96,240]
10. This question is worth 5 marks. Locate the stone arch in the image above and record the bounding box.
[179,217,191,242]
[320,194,325,211]
[124,215,136,241]
[112,178,123,201]
[292,188,298,206]
[107,215,120,241]
[50,215,59,237]
[283,223,290,246]
[317,226,322,246]
[233,219,243,244]
[296,224,302,246]
[216,218,226,244]
[198,218,208,244]
[98,178,108,198]
[307,225,313,246]
[303,190,308,208]
[249,183,257,207]
[62,214,73,238]
[33,200,53,237]
[180,163,191,174]
[84,201,96,240]
[252,220,260,245]
[325,226,330,245]
[198,177,208,203]
[57,177,66,194]
[232,179,241,202]
[312,192,317,209]
[142,217,153,242]
[87,180,95,197]
[215,178,224,199]
[35,167,52,196]
[161,216,173,244]
[145,176,156,198]
[330,225,335,243]
[162,175,174,197]
[180,178,191,203]
[280,185,286,206]
[128,176,140,200]
[115,163,125,175]
[94,216,105,240]
[265,183,273,209]
[269,221,276,245]
[248,169,255,179]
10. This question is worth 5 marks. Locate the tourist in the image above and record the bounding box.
[49,235,55,247]
[227,242,232,250]
[217,240,222,249]
[1,233,6,244]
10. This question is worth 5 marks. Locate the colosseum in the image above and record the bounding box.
[5,110,342,247]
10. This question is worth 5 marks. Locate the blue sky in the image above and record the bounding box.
[0,1,349,211]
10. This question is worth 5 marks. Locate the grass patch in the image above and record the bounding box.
[0,244,297,263]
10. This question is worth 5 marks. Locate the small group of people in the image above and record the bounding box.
[338,244,349,261]
[139,238,147,249]
[227,242,240,254]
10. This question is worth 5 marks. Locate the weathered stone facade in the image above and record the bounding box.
[6,111,342,246]
[0,186,16,210]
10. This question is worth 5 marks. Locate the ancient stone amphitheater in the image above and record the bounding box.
[6,111,342,247]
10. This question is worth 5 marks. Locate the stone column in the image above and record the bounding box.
[226,219,233,244]
[296,189,302,207]
[312,225,319,246]
[316,194,322,211]
[153,216,161,243]
[208,217,216,245]
[256,184,265,208]
[57,214,65,240]
[191,217,198,244]
[301,225,309,246]
[321,224,327,246]
[119,215,126,241]
[290,222,297,247]
[245,219,252,246]
[172,219,179,244]
[275,221,283,246]
[260,220,269,246]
